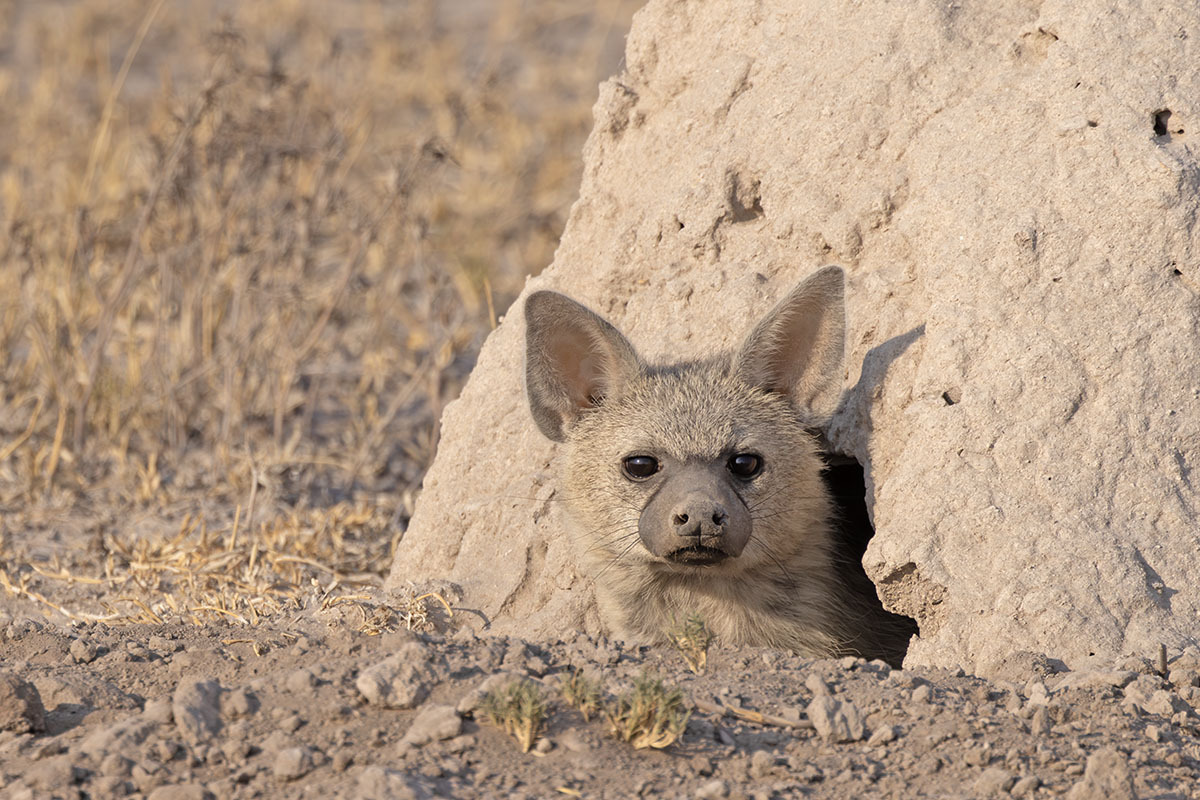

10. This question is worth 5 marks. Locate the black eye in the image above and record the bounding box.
[727,453,763,478]
[622,455,660,480]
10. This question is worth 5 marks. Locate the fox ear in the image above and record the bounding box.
[734,266,847,421]
[524,290,644,442]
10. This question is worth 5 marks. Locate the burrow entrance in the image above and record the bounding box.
[822,452,919,666]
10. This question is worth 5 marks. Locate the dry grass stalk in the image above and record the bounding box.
[603,673,691,750]
[480,680,549,753]
[0,0,638,619]
[666,613,716,674]
[561,668,603,721]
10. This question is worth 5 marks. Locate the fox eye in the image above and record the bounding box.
[727,453,763,478]
[622,455,660,480]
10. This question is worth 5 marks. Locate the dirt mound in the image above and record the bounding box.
[388,0,1200,675]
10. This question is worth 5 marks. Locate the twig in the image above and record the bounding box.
[692,698,811,730]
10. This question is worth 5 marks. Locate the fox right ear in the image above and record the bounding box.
[524,290,643,442]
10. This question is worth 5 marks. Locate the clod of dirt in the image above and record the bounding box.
[145,784,215,800]
[172,677,222,743]
[973,766,1017,796]
[356,765,431,800]
[68,638,99,664]
[355,641,437,709]
[401,705,463,748]
[273,745,316,781]
[1064,747,1137,800]
[806,695,865,743]
[0,672,45,733]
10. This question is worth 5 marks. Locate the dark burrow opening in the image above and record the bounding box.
[822,452,919,667]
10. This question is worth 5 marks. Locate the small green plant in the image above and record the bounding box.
[666,613,715,674]
[479,680,548,753]
[561,668,604,721]
[604,673,691,750]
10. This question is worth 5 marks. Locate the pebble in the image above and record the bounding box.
[223,687,258,718]
[1010,774,1041,796]
[356,643,435,709]
[695,778,729,799]
[172,677,223,743]
[807,695,866,743]
[400,704,463,747]
[867,725,897,746]
[0,672,45,733]
[357,765,428,800]
[748,749,775,778]
[972,766,1016,796]
[911,684,933,704]
[70,638,99,663]
[1064,747,1136,800]
[285,668,317,693]
[805,675,832,697]
[145,784,214,800]
[274,746,315,780]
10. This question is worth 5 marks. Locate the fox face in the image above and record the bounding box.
[523,267,850,653]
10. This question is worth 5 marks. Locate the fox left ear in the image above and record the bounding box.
[734,265,846,421]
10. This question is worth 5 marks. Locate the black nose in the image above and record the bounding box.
[671,499,728,538]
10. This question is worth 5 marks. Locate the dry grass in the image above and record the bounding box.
[667,613,716,674]
[0,0,638,624]
[480,679,550,753]
[603,672,691,750]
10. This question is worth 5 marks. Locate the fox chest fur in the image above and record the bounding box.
[524,266,898,660]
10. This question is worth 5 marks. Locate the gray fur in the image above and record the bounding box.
[524,266,906,661]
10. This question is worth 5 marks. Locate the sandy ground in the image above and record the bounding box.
[2,593,1200,799]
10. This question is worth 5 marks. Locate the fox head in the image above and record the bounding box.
[523,266,846,587]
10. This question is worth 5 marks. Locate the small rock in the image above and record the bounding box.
[332,751,354,772]
[1053,670,1137,692]
[806,695,866,743]
[1064,747,1136,800]
[70,638,99,664]
[964,745,991,767]
[143,697,174,724]
[695,778,729,799]
[223,687,258,718]
[274,746,315,781]
[172,677,222,743]
[910,684,933,704]
[356,643,435,709]
[285,668,317,693]
[867,725,897,746]
[973,766,1016,796]
[278,713,303,734]
[534,736,554,754]
[1029,707,1051,736]
[25,754,77,789]
[559,728,592,753]
[1011,775,1041,796]
[748,749,775,779]
[1144,690,1189,717]
[145,784,214,800]
[401,705,463,747]
[0,672,45,733]
[89,774,131,799]
[99,753,133,777]
[357,765,430,800]
[77,716,159,761]
[805,674,832,697]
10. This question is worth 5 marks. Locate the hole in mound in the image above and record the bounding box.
[941,388,961,406]
[822,452,919,667]
[1154,109,1181,137]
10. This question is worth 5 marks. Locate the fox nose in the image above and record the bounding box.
[671,496,728,538]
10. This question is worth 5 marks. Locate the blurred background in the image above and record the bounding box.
[0,0,639,624]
